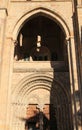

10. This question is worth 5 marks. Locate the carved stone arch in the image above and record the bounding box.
[12,7,70,41]
[12,73,53,94]
[12,73,70,105]
[11,73,72,130]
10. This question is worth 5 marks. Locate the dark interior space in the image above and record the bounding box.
[25,104,57,130]
[14,15,68,62]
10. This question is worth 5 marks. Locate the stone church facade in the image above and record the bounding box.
[0,0,82,130]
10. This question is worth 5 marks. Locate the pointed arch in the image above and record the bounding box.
[12,7,70,41]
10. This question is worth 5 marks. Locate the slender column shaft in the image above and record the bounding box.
[67,37,80,130]
[39,112,43,130]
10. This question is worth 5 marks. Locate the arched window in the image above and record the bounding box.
[14,15,66,62]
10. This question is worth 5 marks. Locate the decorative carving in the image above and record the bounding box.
[37,104,44,112]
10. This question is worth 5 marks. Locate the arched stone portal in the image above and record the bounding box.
[11,73,73,130]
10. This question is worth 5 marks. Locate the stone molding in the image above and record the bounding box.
[11,72,72,130]
[13,68,54,72]
[12,72,70,104]
[12,7,70,40]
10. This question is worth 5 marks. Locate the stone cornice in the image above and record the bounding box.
[13,68,54,73]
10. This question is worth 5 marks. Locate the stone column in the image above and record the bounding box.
[0,9,7,130]
[67,37,80,130]
[57,105,62,130]
[0,37,14,130]
[37,104,44,130]
[39,112,43,130]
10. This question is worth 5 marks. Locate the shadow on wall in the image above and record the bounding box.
[74,90,82,127]
[72,10,82,127]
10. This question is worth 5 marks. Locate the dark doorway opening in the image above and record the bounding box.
[25,104,57,130]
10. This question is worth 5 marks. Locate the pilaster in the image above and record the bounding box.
[0,9,7,66]
[0,37,14,130]
[0,9,7,130]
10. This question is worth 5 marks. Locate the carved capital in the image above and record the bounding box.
[65,37,70,45]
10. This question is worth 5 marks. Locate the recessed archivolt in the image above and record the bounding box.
[11,73,71,122]
[22,85,62,105]
[12,73,53,94]
[12,73,70,105]
[12,7,70,41]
